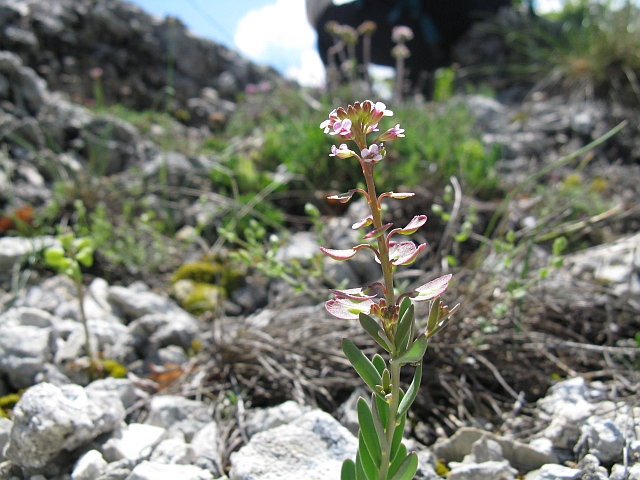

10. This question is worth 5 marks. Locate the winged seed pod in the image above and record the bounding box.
[319,101,459,480]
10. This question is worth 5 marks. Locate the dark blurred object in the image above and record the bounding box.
[308,0,533,92]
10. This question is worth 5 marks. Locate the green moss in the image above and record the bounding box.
[0,392,22,417]
[171,279,226,315]
[171,258,244,294]
[100,359,128,379]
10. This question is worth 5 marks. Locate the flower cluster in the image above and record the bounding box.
[319,100,458,336]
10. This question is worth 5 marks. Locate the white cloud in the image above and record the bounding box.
[285,48,325,87]
[235,0,315,60]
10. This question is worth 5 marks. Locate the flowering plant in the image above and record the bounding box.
[320,100,459,480]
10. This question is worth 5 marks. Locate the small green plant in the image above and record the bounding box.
[44,233,97,379]
[318,100,458,480]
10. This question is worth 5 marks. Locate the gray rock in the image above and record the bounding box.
[145,395,211,430]
[5,382,125,468]
[576,454,608,480]
[191,421,223,476]
[101,423,166,462]
[229,409,357,480]
[0,417,12,461]
[0,236,58,276]
[149,436,195,465]
[609,464,640,480]
[0,322,51,389]
[448,460,518,480]
[575,417,624,464]
[432,427,558,473]
[465,436,506,463]
[524,463,582,480]
[244,400,311,438]
[537,377,595,422]
[126,461,214,480]
[71,449,108,480]
[109,283,182,320]
[85,378,138,410]
[128,313,200,360]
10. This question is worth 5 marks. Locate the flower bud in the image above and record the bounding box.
[392,26,414,43]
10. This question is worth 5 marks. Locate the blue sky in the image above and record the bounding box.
[127,0,326,86]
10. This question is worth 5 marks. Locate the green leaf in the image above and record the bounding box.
[388,452,418,480]
[44,247,66,267]
[394,303,414,354]
[356,451,370,480]
[358,432,378,480]
[73,237,93,252]
[388,443,407,479]
[360,314,392,352]
[371,393,389,454]
[397,362,423,421]
[75,247,94,267]
[341,459,356,480]
[357,397,382,466]
[372,354,386,377]
[391,335,428,365]
[375,394,389,427]
[397,297,411,323]
[390,412,406,462]
[343,339,383,397]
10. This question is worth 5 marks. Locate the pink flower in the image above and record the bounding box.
[370,101,393,125]
[319,109,340,133]
[331,118,352,138]
[330,144,355,159]
[361,144,383,163]
[378,124,405,142]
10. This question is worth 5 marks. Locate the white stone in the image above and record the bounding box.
[126,461,213,480]
[5,383,124,468]
[244,400,311,438]
[101,423,166,462]
[71,449,107,480]
[150,436,195,464]
[229,409,357,480]
[448,460,517,480]
[524,464,582,480]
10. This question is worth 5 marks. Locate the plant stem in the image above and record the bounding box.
[378,360,401,480]
[362,164,395,311]
[75,278,95,381]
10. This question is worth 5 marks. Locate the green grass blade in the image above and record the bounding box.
[394,303,414,355]
[357,397,382,466]
[388,451,418,480]
[387,443,407,479]
[360,313,393,352]
[341,459,356,480]
[391,335,427,365]
[359,432,379,480]
[343,338,383,397]
[396,362,423,421]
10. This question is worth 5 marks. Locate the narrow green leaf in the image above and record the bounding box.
[375,394,389,427]
[343,339,383,397]
[391,335,428,365]
[390,412,406,461]
[358,432,378,480]
[341,459,356,480]
[360,314,392,352]
[388,452,418,480]
[358,398,382,466]
[356,451,371,480]
[396,362,423,421]
[397,296,411,323]
[388,443,407,479]
[372,354,386,376]
[371,393,390,454]
[394,303,414,354]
